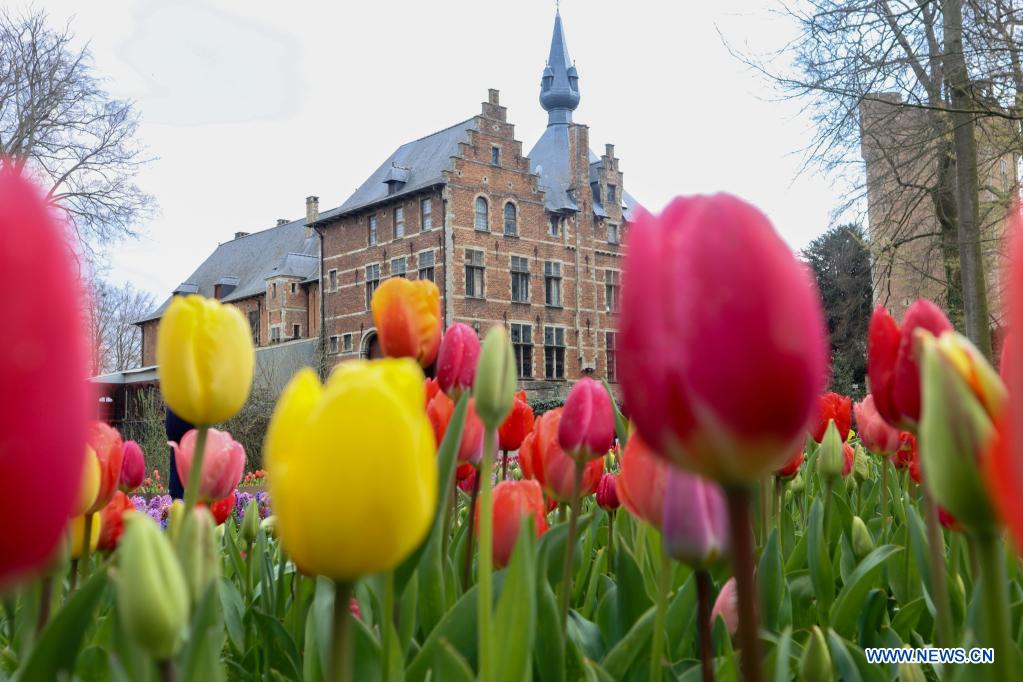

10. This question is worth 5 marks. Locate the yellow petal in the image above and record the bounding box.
[76,446,101,517]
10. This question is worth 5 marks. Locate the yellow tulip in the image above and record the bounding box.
[69,513,101,559]
[75,446,101,516]
[156,295,254,425]
[266,360,437,580]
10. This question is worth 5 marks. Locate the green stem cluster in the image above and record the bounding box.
[559,459,585,630]
[477,428,497,682]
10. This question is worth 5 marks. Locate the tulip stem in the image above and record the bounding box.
[477,428,496,682]
[880,458,889,543]
[606,510,615,576]
[463,471,482,590]
[649,545,671,682]
[35,575,53,634]
[559,458,585,631]
[922,491,954,647]
[696,569,715,682]
[976,531,1012,682]
[80,513,95,582]
[501,449,509,480]
[724,485,763,682]
[158,659,177,682]
[69,559,79,592]
[774,478,783,558]
[182,425,210,515]
[381,571,395,682]
[331,581,354,682]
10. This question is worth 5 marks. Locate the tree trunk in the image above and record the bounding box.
[934,144,965,330]
[943,0,993,358]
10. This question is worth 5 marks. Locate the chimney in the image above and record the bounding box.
[482,88,506,122]
[305,196,319,237]
[488,88,500,105]
[605,143,615,158]
[276,218,288,226]
[234,231,250,240]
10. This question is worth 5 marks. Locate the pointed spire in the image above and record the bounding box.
[539,9,580,126]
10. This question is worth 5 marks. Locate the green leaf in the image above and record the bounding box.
[807,498,835,623]
[493,522,537,682]
[431,640,475,682]
[352,616,383,681]
[905,505,937,616]
[398,572,418,657]
[601,379,629,449]
[16,568,108,682]
[759,529,785,633]
[600,604,656,679]
[830,544,901,638]
[891,598,927,643]
[534,580,566,682]
[773,627,793,682]
[180,583,228,682]
[825,629,861,682]
[857,589,888,649]
[614,544,653,637]
[220,577,246,653]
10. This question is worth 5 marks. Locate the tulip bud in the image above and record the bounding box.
[241,498,260,546]
[474,327,517,429]
[850,516,874,560]
[436,322,481,400]
[119,441,146,492]
[662,468,729,568]
[800,626,834,682]
[371,278,442,367]
[853,395,901,456]
[811,393,852,444]
[898,660,926,682]
[852,444,870,483]
[166,500,186,543]
[595,473,620,511]
[789,471,805,494]
[498,390,535,451]
[475,479,548,568]
[173,506,221,604]
[816,421,844,484]
[519,408,603,503]
[98,491,136,553]
[115,514,190,660]
[260,515,277,539]
[558,378,615,461]
[75,446,101,517]
[710,577,738,636]
[775,448,804,479]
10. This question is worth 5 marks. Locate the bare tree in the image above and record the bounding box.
[88,279,155,375]
[0,8,153,261]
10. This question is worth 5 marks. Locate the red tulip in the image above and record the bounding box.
[370,278,442,366]
[436,323,480,399]
[810,392,852,443]
[558,378,615,461]
[172,428,246,502]
[204,491,237,526]
[618,194,828,483]
[775,449,804,479]
[616,434,670,529]
[86,422,125,514]
[518,408,602,503]
[868,300,953,430]
[661,468,729,567]
[498,390,535,451]
[596,473,621,511]
[841,442,855,478]
[938,506,964,533]
[853,395,901,456]
[455,463,476,493]
[426,383,484,465]
[97,491,135,552]
[475,479,548,567]
[120,440,146,492]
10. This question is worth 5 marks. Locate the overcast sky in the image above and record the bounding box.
[38,0,845,299]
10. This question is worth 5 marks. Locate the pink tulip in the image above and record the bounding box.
[119,440,146,492]
[0,169,89,587]
[171,428,246,502]
[436,322,480,399]
[711,577,739,636]
[596,473,621,511]
[618,194,828,483]
[853,395,901,456]
[662,468,729,568]
[558,378,615,461]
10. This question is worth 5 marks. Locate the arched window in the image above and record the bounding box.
[504,202,517,236]
[475,196,489,231]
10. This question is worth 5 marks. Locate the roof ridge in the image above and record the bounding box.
[223,217,305,243]
[398,116,476,147]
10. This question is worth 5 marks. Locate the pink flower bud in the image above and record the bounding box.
[558,378,615,461]
[661,468,729,567]
[436,322,480,399]
[711,577,739,636]
[596,473,620,511]
[120,440,146,492]
[619,194,828,483]
[171,428,246,502]
[853,395,901,456]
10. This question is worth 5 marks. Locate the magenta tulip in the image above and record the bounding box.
[596,473,621,511]
[0,169,89,587]
[662,467,729,568]
[558,378,615,461]
[618,195,827,483]
[120,440,146,492]
[436,322,480,399]
[171,428,246,503]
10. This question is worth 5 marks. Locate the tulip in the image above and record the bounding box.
[853,395,901,456]
[426,383,484,464]
[75,446,101,517]
[850,516,874,560]
[800,626,834,682]
[171,428,246,504]
[498,390,535,451]
[810,392,852,443]
[817,422,845,484]
[265,361,436,580]
[852,444,871,483]
[519,408,602,503]
[241,497,260,546]
[661,468,729,568]
[455,463,477,493]
[775,448,804,479]
[596,473,621,511]
[69,513,102,559]
[0,170,89,588]
[474,326,518,429]
[436,322,480,399]
[616,434,670,528]
[867,300,953,430]
[202,491,236,526]
[842,442,855,478]
[370,277,441,367]
[938,506,964,533]
[120,440,146,492]
[98,491,135,552]
[618,194,828,483]
[710,577,738,636]
[174,506,221,605]
[115,514,190,661]
[157,294,255,425]
[558,378,615,461]
[474,479,548,568]
[86,421,125,514]
[895,431,917,472]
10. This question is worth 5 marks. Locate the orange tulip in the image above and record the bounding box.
[425,381,485,465]
[98,491,136,552]
[518,408,602,503]
[498,390,535,451]
[371,278,441,367]
[86,422,125,514]
[475,479,548,567]
[616,434,670,529]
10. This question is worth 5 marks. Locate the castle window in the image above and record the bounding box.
[418,250,435,281]
[511,256,530,303]
[504,202,518,236]
[391,256,407,278]
[491,146,500,165]
[270,326,281,344]
[544,326,565,379]
[394,206,405,238]
[247,310,259,344]
[475,197,489,231]
[605,270,620,313]
[606,331,617,382]
[368,215,378,246]
[548,214,561,237]
[608,223,620,245]
[290,282,297,295]
[329,269,337,291]
[544,261,562,307]
[343,333,353,352]
[421,198,432,230]
[292,324,300,339]
[271,282,277,300]
[511,323,533,378]
[366,263,381,308]
[330,335,339,354]
[465,249,485,298]
[607,184,617,205]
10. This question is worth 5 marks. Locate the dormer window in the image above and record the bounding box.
[607,184,616,205]
[491,146,500,165]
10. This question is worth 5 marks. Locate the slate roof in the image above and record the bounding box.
[138,218,318,323]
